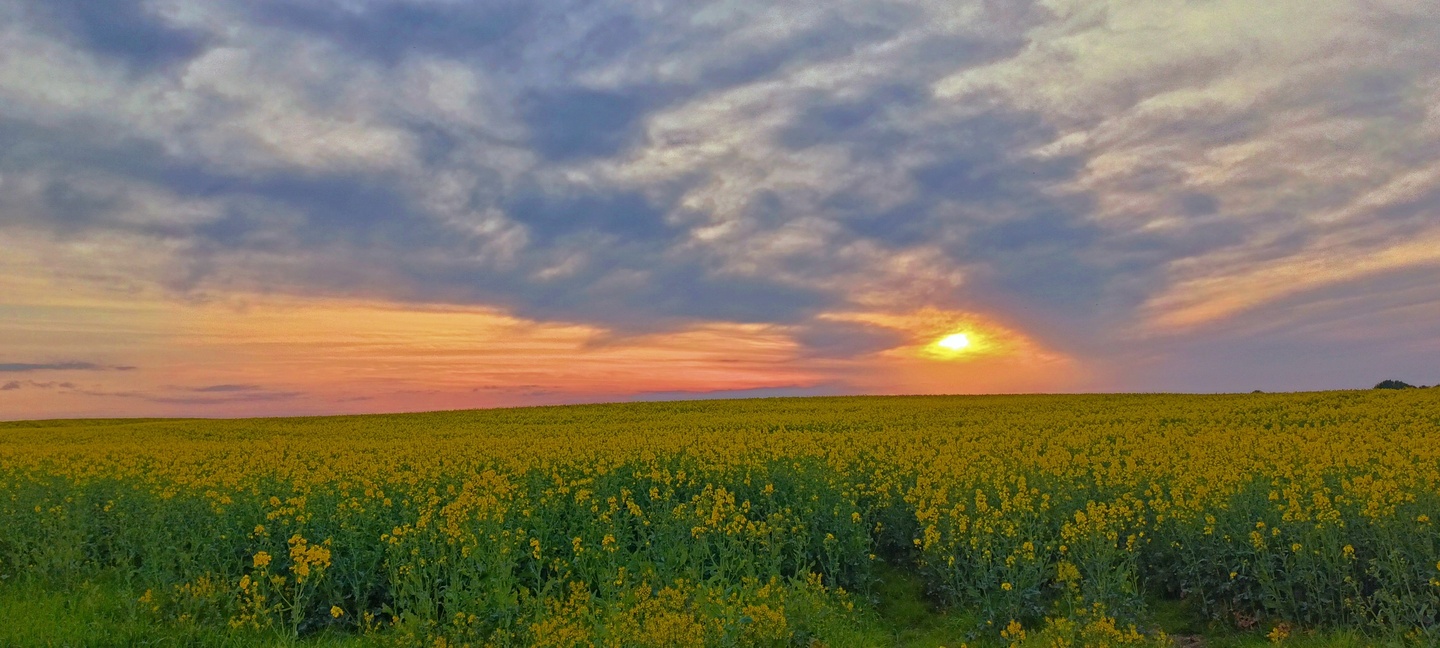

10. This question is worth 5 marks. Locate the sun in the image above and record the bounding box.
[937,333,970,351]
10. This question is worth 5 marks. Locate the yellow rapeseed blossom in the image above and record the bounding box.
[2,391,1437,644]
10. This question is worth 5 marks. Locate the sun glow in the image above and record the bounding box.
[820,309,1065,366]
[937,333,970,351]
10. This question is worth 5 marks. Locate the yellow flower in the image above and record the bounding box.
[331,606,345,618]
[1001,619,1025,641]
[253,551,272,568]
[1056,561,1080,583]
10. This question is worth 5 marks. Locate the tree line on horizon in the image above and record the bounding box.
[1373,379,1430,389]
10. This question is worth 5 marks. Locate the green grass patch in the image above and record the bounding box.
[865,560,982,647]
[2,575,1424,647]
[0,578,381,648]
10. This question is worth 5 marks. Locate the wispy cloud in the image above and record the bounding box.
[69,385,303,405]
[0,380,79,390]
[0,362,132,372]
[140,392,302,406]
[184,384,264,393]
[629,384,847,403]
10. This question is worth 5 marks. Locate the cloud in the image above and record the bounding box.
[942,0,1440,329]
[141,392,302,405]
[629,384,846,403]
[70,384,303,405]
[3,1,1042,336]
[0,361,110,372]
[186,384,263,393]
[240,0,535,65]
[789,320,910,359]
[521,88,654,160]
[17,0,209,71]
[0,380,78,390]
[1,0,1438,393]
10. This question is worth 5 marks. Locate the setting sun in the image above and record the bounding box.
[937,333,970,351]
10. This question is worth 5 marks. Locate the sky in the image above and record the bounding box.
[2,0,1439,419]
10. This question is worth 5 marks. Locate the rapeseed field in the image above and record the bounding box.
[2,391,1437,646]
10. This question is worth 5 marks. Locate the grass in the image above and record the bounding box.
[1137,598,1416,648]
[0,577,381,648]
[854,566,1417,648]
[0,573,1421,647]
[865,561,980,646]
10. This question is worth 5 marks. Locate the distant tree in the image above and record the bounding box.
[1373,380,1415,390]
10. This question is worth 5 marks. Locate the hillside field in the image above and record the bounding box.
[2,391,1438,646]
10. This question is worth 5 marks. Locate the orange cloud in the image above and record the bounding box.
[0,281,836,418]
[1,250,1091,419]
[1143,230,1440,332]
